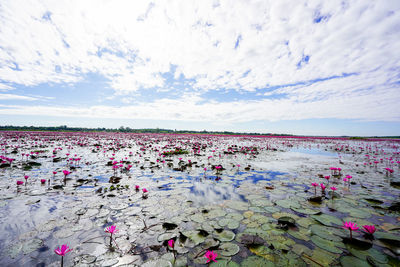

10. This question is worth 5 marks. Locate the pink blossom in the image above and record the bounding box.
[54,244,72,256]
[168,239,175,249]
[104,225,118,234]
[204,250,218,263]
[362,225,376,235]
[320,183,326,191]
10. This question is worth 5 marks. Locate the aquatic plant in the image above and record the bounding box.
[168,239,176,264]
[204,250,218,264]
[311,182,318,195]
[54,244,72,267]
[142,188,148,198]
[62,170,71,179]
[343,221,359,239]
[362,225,376,235]
[104,225,118,247]
[40,179,46,184]
[16,180,23,185]
[320,183,326,194]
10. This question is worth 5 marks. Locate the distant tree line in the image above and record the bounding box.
[0,125,284,136]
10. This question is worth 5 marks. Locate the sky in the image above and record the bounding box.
[0,0,399,136]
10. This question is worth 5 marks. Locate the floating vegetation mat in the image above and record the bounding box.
[0,131,399,266]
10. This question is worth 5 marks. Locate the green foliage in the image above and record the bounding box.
[162,148,189,156]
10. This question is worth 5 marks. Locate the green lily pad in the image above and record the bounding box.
[219,243,240,257]
[310,224,346,241]
[219,218,240,229]
[340,256,370,267]
[190,213,205,223]
[311,214,342,226]
[240,255,275,266]
[311,235,343,254]
[276,199,299,209]
[226,200,249,211]
[22,238,43,255]
[264,206,280,213]
[207,209,227,219]
[182,230,208,245]
[307,248,340,266]
[214,229,235,242]
[210,259,239,267]
[348,247,388,263]
[291,207,320,215]
[292,243,313,256]
[287,228,310,241]
[142,258,172,267]
[227,213,244,221]
[248,245,274,260]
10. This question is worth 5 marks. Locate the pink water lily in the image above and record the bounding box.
[41,179,46,184]
[343,221,359,239]
[135,185,140,191]
[311,182,318,195]
[363,225,376,235]
[17,180,23,185]
[142,188,148,193]
[105,225,118,234]
[105,225,118,246]
[54,244,72,267]
[54,244,72,256]
[204,250,218,263]
[168,239,175,249]
[330,186,337,191]
[320,183,326,192]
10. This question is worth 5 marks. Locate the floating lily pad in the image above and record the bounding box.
[142,258,172,267]
[225,200,249,211]
[182,230,208,245]
[287,228,310,241]
[291,207,320,215]
[240,255,275,267]
[310,214,342,226]
[191,213,205,223]
[348,247,388,263]
[310,224,346,241]
[340,256,370,267]
[207,209,227,219]
[219,243,240,257]
[214,229,235,242]
[219,218,240,229]
[311,235,343,254]
[210,259,239,267]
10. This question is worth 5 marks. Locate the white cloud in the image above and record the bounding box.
[0,93,38,101]
[0,0,399,123]
[0,83,14,91]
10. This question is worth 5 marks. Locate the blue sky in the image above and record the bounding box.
[0,0,399,136]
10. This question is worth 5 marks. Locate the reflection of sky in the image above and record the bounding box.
[289,147,337,157]
[186,180,245,206]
